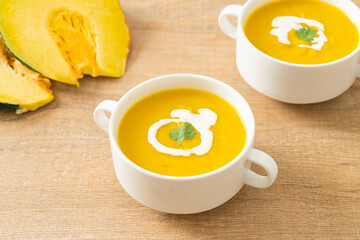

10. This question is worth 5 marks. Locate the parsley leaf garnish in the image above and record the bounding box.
[170,122,196,145]
[297,27,318,43]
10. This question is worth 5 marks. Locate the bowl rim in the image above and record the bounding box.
[108,73,256,181]
[237,0,360,68]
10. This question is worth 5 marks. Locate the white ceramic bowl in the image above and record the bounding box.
[94,74,278,214]
[218,0,360,104]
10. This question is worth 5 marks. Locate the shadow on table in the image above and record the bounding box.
[153,186,278,238]
[269,80,360,132]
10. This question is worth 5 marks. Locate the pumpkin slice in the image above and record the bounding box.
[0,39,53,114]
[0,0,130,86]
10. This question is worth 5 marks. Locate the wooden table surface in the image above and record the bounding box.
[1,0,360,239]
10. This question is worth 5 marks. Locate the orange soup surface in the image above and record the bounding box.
[244,0,359,64]
[117,88,247,177]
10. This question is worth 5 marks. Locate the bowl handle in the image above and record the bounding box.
[93,100,117,134]
[244,148,278,188]
[218,4,243,39]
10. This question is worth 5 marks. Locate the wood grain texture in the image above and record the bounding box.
[1,0,360,239]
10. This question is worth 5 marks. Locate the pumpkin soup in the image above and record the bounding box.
[244,0,359,64]
[117,89,246,177]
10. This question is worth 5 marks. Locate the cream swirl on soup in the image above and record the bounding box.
[244,0,359,64]
[270,16,328,51]
[148,109,217,156]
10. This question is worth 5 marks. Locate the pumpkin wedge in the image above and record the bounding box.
[0,40,53,114]
[0,0,130,86]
